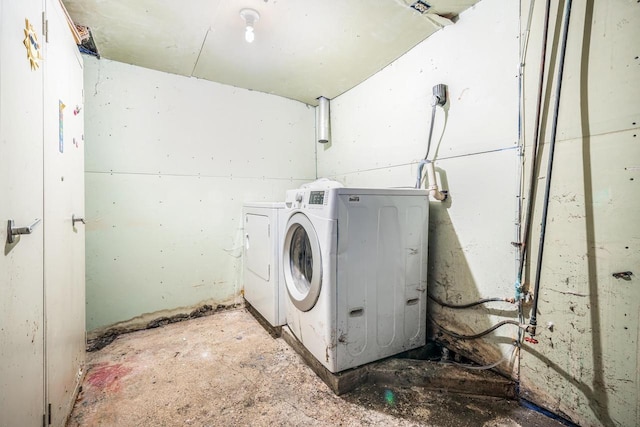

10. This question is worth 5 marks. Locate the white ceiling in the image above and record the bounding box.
[62,0,480,105]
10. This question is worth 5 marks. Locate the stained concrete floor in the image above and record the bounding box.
[67,308,564,427]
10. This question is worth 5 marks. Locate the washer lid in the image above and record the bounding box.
[283,213,322,312]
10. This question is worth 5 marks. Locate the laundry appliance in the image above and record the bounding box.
[243,202,286,327]
[282,181,429,373]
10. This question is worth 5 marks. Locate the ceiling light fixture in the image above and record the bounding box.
[240,8,260,43]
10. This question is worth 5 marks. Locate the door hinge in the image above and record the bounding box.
[48,403,51,425]
[42,12,49,43]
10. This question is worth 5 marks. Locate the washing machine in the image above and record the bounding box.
[282,180,429,373]
[243,202,286,327]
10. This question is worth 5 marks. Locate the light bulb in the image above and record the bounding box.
[240,8,260,44]
[245,25,255,43]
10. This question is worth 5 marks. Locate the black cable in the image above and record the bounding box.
[428,313,522,340]
[427,293,512,309]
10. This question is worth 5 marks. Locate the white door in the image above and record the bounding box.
[43,0,85,425]
[0,1,46,426]
[282,213,322,312]
[245,213,272,282]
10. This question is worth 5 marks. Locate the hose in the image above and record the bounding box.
[427,293,514,309]
[444,344,519,371]
[415,160,429,189]
[423,104,438,160]
[415,101,439,189]
[428,313,524,340]
[416,86,448,200]
[530,0,573,337]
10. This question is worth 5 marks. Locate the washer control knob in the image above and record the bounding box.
[295,193,303,202]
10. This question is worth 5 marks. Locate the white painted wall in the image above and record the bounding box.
[518,1,640,426]
[83,57,315,331]
[318,0,522,378]
[318,0,640,426]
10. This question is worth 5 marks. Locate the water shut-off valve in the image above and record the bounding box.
[525,322,538,344]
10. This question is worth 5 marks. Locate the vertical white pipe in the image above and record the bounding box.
[317,96,330,144]
[426,161,446,201]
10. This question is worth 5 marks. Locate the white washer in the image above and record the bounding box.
[243,202,286,327]
[282,181,429,373]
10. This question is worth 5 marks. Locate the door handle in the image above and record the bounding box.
[7,218,41,244]
[72,214,85,227]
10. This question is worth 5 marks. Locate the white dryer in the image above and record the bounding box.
[282,181,429,373]
[243,202,286,327]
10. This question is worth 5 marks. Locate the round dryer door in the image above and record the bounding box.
[283,213,322,312]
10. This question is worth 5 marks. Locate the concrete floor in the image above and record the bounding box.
[67,308,564,427]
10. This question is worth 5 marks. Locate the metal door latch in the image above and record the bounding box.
[7,218,41,244]
[72,214,86,227]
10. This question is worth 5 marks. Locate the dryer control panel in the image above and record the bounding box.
[308,191,325,205]
[285,187,333,214]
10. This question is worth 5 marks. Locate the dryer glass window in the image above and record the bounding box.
[289,225,313,294]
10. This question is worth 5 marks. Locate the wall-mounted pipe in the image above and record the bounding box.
[529,0,573,339]
[316,96,330,144]
[415,160,447,200]
[517,0,552,289]
[426,161,447,201]
[416,83,448,201]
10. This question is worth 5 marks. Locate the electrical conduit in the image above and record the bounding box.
[516,0,552,301]
[529,0,573,339]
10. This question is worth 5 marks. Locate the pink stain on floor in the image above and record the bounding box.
[87,363,133,392]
